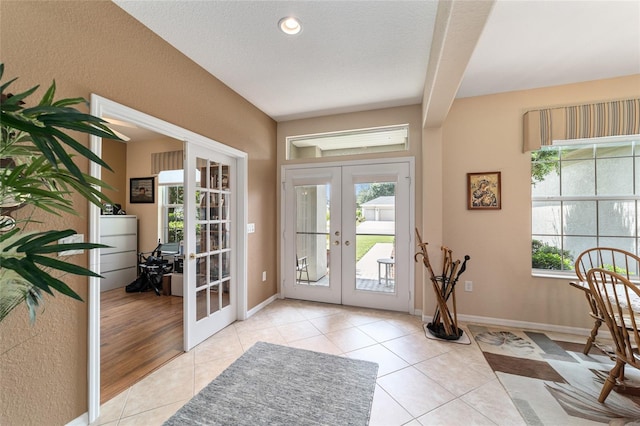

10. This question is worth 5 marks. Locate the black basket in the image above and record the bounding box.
[426,322,463,340]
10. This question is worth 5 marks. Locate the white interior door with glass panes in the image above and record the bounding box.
[184,144,236,350]
[282,161,412,312]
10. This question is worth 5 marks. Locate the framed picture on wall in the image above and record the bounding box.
[467,172,501,210]
[130,177,155,204]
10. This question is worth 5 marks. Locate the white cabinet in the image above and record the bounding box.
[100,215,138,292]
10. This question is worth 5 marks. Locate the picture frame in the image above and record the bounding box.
[130,177,155,204]
[467,171,501,210]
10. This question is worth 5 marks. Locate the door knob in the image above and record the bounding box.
[334,231,340,236]
[189,253,196,259]
[334,240,339,245]
[345,241,350,246]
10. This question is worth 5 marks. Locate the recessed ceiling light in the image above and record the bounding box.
[279,17,301,35]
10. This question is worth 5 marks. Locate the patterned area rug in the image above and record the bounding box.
[163,341,379,426]
[468,325,640,425]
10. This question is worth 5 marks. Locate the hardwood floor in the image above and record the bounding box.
[101,287,183,404]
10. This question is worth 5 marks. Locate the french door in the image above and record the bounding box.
[282,161,413,312]
[184,143,237,350]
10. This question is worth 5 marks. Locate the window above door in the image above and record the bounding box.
[286,124,409,160]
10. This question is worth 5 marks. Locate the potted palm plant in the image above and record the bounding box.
[0,63,122,322]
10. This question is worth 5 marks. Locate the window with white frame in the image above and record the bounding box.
[158,170,184,245]
[531,136,640,273]
[286,124,409,160]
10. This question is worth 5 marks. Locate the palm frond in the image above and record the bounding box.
[1,63,121,322]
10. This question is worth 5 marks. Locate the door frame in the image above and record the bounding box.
[280,157,415,311]
[88,95,248,423]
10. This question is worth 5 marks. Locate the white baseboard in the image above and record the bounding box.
[249,299,597,341]
[422,312,595,338]
[66,413,88,426]
[246,293,279,318]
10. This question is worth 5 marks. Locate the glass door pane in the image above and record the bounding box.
[295,184,331,288]
[354,182,396,294]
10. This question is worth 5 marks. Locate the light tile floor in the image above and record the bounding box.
[92,299,526,426]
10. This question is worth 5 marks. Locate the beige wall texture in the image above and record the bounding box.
[101,139,127,208]
[0,2,277,424]
[277,105,424,311]
[432,74,640,329]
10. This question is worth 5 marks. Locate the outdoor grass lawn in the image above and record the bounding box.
[356,235,394,261]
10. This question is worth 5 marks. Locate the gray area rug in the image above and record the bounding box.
[164,341,379,426]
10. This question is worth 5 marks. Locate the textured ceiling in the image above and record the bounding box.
[114,0,640,122]
[458,0,640,98]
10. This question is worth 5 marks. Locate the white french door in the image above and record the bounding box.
[282,161,413,312]
[184,143,237,350]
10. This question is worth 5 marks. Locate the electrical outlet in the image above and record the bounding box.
[58,234,84,256]
[262,271,267,281]
[464,280,473,292]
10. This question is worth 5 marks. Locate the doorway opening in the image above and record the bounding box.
[88,95,248,423]
[99,126,184,403]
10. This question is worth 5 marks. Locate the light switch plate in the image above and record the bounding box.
[58,234,84,256]
[247,223,256,233]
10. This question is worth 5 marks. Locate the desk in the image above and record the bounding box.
[377,258,394,286]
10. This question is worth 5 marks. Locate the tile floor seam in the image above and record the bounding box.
[115,388,131,425]
[373,383,418,423]
[455,395,500,424]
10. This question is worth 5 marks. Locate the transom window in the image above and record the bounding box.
[286,124,409,160]
[531,136,640,273]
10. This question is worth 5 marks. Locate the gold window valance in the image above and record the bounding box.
[523,98,640,151]
[151,150,184,175]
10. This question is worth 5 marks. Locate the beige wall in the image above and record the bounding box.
[277,105,424,311]
[435,74,640,329]
[101,139,127,208]
[0,2,277,424]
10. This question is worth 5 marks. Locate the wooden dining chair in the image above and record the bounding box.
[572,247,640,355]
[586,268,640,403]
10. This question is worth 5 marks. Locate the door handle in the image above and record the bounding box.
[189,253,196,259]
[345,241,350,246]
[333,241,340,246]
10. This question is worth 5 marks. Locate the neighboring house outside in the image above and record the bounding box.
[361,196,395,221]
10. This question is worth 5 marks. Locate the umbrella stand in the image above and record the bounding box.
[414,228,470,340]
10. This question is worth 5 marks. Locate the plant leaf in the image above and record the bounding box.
[30,254,102,278]
[39,80,56,106]
[29,242,109,254]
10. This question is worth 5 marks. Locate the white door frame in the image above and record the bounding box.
[280,157,415,311]
[88,95,248,423]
